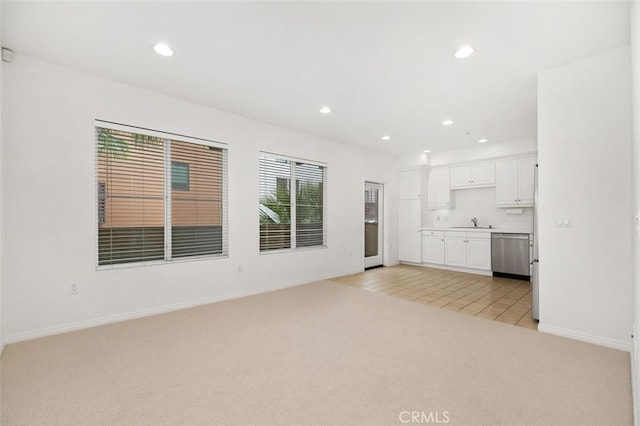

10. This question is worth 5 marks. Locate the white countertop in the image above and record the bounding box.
[422,227,533,234]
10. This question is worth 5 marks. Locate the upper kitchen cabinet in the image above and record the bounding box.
[399,167,421,200]
[495,157,536,207]
[427,167,451,209]
[450,163,495,189]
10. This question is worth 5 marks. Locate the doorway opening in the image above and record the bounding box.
[364,182,384,269]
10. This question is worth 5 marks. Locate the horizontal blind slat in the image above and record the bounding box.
[97,126,228,267]
[258,153,326,252]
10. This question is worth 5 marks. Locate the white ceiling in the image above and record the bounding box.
[1,1,630,155]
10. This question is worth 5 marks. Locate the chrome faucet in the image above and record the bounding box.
[471,217,478,227]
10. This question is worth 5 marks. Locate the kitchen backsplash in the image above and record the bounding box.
[422,187,533,230]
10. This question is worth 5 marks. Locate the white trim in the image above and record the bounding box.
[3,275,332,345]
[538,323,632,352]
[364,181,384,269]
[409,262,493,277]
[164,139,172,261]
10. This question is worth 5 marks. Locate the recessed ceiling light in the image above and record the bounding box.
[478,138,488,143]
[153,43,174,57]
[319,106,332,114]
[454,45,474,59]
[382,135,391,141]
[442,119,454,126]
[423,149,431,153]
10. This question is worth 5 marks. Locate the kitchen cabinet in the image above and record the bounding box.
[421,230,445,264]
[444,232,467,267]
[450,163,496,189]
[427,167,451,209]
[495,157,536,207]
[466,235,492,270]
[399,167,421,200]
[399,168,422,263]
[444,231,491,271]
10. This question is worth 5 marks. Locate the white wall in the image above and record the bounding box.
[395,137,537,170]
[0,2,4,356]
[538,47,633,350]
[423,187,533,230]
[630,0,640,420]
[429,137,537,167]
[1,54,399,342]
[397,138,537,231]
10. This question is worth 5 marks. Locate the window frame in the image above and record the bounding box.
[258,152,327,254]
[95,120,228,269]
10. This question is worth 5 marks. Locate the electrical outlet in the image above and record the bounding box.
[237,265,243,273]
[69,283,79,295]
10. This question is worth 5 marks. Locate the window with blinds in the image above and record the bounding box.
[259,153,326,252]
[96,122,228,267]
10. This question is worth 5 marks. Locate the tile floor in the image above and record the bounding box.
[330,264,538,330]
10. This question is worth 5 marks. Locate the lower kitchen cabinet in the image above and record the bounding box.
[399,229,422,263]
[466,236,491,270]
[444,232,467,267]
[421,230,445,264]
[443,231,491,271]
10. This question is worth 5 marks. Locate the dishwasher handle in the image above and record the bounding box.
[492,234,529,240]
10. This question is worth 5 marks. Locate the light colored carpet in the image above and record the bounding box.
[0,281,632,425]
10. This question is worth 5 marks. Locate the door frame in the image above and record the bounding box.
[364,181,384,269]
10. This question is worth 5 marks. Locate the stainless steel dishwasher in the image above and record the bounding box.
[491,233,530,279]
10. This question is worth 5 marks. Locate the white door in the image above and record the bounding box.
[495,160,518,206]
[399,199,422,262]
[427,168,451,209]
[365,182,384,268]
[471,163,496,186]
[517,157,537,206]
[422,235,445,264]
[444,235,466,267]
[399,169,421,199]
[450,166,471,188]
[466,237,491,270]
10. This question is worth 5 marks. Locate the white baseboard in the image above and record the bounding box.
[4,278,321,345]
[538,323,632,352]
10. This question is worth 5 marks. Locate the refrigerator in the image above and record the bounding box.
[531,164,539,320]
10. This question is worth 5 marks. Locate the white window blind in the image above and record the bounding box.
[96,121,227,267]
[259,153,326,252]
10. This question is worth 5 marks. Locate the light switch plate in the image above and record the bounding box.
[556,216,572,227]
